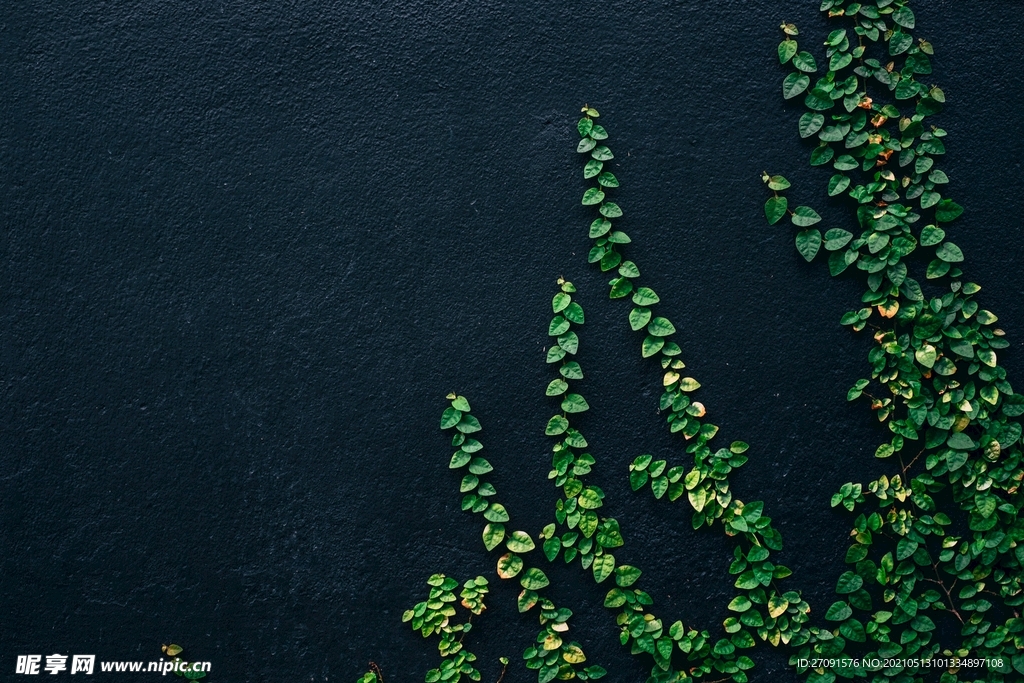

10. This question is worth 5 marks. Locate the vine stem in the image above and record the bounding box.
[924,567,963,624]
[494,660,508,683]
[369,661,384,683]
[899,448,925,479]
[458,616,473,644]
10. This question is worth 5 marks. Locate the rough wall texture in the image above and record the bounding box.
[2,1,1022,681]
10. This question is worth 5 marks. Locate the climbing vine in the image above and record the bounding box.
[760,0,1023,681]
[357,2,1022,682]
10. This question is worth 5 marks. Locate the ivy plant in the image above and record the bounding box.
[761,1,1023,681]
[358,2,1022,682]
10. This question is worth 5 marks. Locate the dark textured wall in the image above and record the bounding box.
[2,1,1023,681]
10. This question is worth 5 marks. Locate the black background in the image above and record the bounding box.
[2,1,1023,681]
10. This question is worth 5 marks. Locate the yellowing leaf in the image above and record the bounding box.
[663,371,680,386]
[562,644,586,664]
[768,595,789,618]
[877,300,899,318]
[496,553,523,579]
[679,377,701,392]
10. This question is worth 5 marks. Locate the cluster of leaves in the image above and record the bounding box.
[578,107,815,680]
[394,574,489,682]
[441,391,607,683]
[361,4,1022,679]
[764,1,1024,681]
[538,277,749,681]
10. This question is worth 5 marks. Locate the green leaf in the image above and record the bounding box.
[440,407,463,429]
[452,395,471,411]
[935,242,964,262]
[599,202,622,218]
[825,601,852,621]
[561,394,590,413]
[828,250,851,276]
[647,317,676,337]
[823,228,852,250]
[642,335,664,358]
[578,487,603,509]
[450,450,472,468]
[618,260,640,277]
[915,345,937,368]
[546,415,569,435]
[836,571,863,594]
[791,206,821,227]
[558,331,579,354]
[629,307,652,331]
[947,432,976,450]
[582,188,605,205]
[934,199,963,223]
[810,145,834,166]
[484,504,509,523]
[592,554,615,583]
[799,112,825,138]
[795,229,822,262]
[506,530,535,553]
[519,567,549,590]
[920,225,945,246]
[549,316,570,336]
[977,309,998,325]
[765,196,788,225]
[591,146,614,161]
[560,362,583,380]
[926,259,950,279]
[583,160,603,179]
[632,287,660,305]
[546,379,568,396]
[792,51,817,72]
[457,413,482,433]
[833,154,857,171]
[543,537,560,562]
[589,218,611,238]
[597,171,619,187]
[782,72,810,99]
[577,137,596,153]
[766,175,790,191]
[778,39,798,64]
[804,88,833,111]
[564,302,584,324]
[578,119,593,137]
[889,31,913,55]
[828,174,851,196]
[728,596,752,612]
[614,565,642,587]
[482,523,505,551]
[893,5,915,28]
